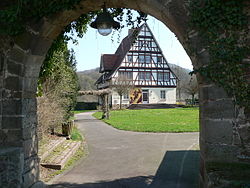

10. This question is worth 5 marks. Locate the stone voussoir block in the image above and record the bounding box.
[22,166,39,188]
[7,59,24,76]
[22,98,37,114]
[23,77,39,94]
[7,46,26,63]
[203,142,239,162]
[2,116,23,129]
[2,89,22,98]
[237,123,250,145]
[24,155,39,174]
[200,118,234,145]
[200,99,235,119]
[22,113,37,129]
[0,147,24,188]
[2,129,23,147]
[199,84,229,102]
[23,136,38,158]
[2,99,22,115]
[23,125,37,140]
[4,76,23,91]
[14,32,52,56]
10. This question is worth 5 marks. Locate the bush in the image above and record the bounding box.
[37,96,64,140]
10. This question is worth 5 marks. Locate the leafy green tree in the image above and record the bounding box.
[37,36,79,136]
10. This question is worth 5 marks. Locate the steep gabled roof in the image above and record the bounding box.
[106,27,142,79]
[96,26,142,84]
[96,22,179,85]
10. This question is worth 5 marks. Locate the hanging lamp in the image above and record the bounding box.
[90,3,120,36]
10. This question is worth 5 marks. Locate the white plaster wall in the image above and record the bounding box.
[111,88,176,105]
[144,88,176,104]
[111,90,130,105]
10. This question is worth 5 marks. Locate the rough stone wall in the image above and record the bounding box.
[188,20,250,188]
[0,23,52,187]
[0,0,249,187]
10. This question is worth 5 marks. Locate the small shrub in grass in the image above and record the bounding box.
[71,126,83,141]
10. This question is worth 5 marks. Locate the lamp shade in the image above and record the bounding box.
[90,10,120,36]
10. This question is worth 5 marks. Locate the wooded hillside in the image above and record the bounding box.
[77,68,101,102]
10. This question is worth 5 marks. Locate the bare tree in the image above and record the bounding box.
[37,95,64,140]
[183,75,198,105]
[112,76,134,109]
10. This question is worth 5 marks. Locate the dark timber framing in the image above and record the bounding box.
[96,23,177,89]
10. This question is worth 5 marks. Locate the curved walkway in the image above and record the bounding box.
[49,111,199,188]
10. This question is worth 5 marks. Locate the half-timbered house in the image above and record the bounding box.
[96,23,177,108]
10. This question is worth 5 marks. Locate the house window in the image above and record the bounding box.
[145,56,151,63]
[128,55,133,62]
[138,72,144,80]
[157,56,162,64]
[145,72,151,80]
[158,73,164,81]
[152,42,157,48]
[164,72,170,81]
[138,54,144,63]
[123,93,129,100]
[160,90,166,99]
[138,72,151,80]
[152,56,157,63]
[138,40,143,47]
[119,71,133,80]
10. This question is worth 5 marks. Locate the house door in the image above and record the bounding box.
[142,90,149,104]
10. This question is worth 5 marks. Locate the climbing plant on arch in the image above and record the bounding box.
[189,0,250,109]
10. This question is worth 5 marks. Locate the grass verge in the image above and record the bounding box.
[71,126,83,141]
[93,108,199,132]
[40,126,86,182]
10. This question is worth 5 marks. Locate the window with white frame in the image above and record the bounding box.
[138,54,144,63]
[160,90,166,99]
[164,72,170,81]
[123,93,129,100]
[138,72,151,80]
[145,55,151,63]
[119,71,133,80]
[145,72,151,80]
[157,56,162,64]
[158,72,164,81]
[127,55,133,62]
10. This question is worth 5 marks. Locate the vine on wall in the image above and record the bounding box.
[0,1,147,37]
[189,0,250,109]
[0,0,82,35]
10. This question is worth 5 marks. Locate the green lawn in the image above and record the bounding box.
[93,108,199,132]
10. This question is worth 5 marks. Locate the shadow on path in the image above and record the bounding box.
[50,150,199,188]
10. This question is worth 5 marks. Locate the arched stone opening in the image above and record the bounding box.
[0,0,249,187]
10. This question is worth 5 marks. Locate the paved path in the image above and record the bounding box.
[49,111,199,188]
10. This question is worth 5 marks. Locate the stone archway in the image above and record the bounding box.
[0,1,249,187]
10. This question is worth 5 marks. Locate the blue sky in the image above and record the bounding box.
[68,15,193,71]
